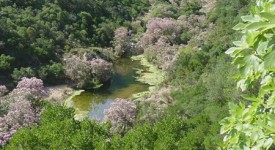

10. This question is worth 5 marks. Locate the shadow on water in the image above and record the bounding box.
[72,58,149,120]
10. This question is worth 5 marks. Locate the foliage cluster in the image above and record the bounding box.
[221,0,275,149]
[0,0,259,149]
[0,0,150,83]
[4,104,111,150]
[164,0,251,148]
[0,77,46,146]
[64,51,113,89]
[104,99,136,135]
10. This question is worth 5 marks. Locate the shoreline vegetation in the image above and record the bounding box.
[1,0,267,149]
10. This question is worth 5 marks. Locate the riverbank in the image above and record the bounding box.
[44,85,73,104]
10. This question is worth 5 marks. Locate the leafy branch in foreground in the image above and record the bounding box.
[221,0,275,149]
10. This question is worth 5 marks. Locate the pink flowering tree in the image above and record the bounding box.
[12,77,46,97]
[137,87,173,124]
[140,18,181,48]
[113,27,131,57]
[104,98,137,135]
[0,100,37,146]
[138,18,182,70]
[64,55,113,89]
[0,77,45,146]
[1,77,46,116]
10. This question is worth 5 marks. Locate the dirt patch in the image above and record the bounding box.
[45,85,74,104]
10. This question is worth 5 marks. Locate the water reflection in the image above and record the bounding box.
[72,58,149,120]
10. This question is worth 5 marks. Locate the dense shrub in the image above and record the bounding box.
[0,77,46,146]
[104,99,137,135]
[12,77,46,98]
[150,2,178,18]
[144,38,179,71]
[11,67,36,82]
[139,18,182,70]
[38,62,64,84]
[140,18,182,47]
[137,87,173,124]
[64,55,113,89]
[0,100,38,146]
[0,0,150,80]
[113,27,131,57]
[0,55,15,72]
[4,105,110,150]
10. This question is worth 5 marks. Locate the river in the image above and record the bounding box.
[71,57,149,120]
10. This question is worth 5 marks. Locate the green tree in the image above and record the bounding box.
[5,104,111,150]
[221,0,275,149]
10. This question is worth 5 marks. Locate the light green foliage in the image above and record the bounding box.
[0,54,14,71]
[131,55,165,86]
[4,104,111,150]
[221,0,275,149]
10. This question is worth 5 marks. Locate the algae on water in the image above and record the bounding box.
[64,90,87,120]
[131,55,165,86]
[131,55,165,101]
[64,90,85,108]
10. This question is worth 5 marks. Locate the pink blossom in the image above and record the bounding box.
[104,99,136,134]
[140,18,181,47]
[0,100,37,146]
[64,55,113,89]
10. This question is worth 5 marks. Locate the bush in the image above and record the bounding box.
[4,105,110,150]
[64,55,113,89]
[113,27,131,57]
[140,18,182,47]
[11,67,36,82]
[150,2,178,18]
[0,100,38,146]
[179,0,202,16]
[104,99,137,135]
[0,55,15,72]
[38,62,64,84]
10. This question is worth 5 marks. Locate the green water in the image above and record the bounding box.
[72,58,149,120]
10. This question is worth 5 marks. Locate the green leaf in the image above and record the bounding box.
[225,47,241,55]
[220,120,233,134]
[233,23,246,30]
[264,50,275,71]
[233,41,246,47]
[246,32,260,46]
[256,41,268,55]
[241,15,256,22]
[246,21,275,31]
[241,94,260,102]
[263,138,273,148]
[260,12,275,22]
[239,55,262,77]
[237,79,248,91]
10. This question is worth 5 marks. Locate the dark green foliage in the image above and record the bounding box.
[205,0,251,56]
[166,0,251,149]
[38,62,64,84]
[1,0,255,149]
[11,67,36,82]
[181,0,202,16]
[4,105,111,150]
[111,113,221,149]
[0,54,15,72]
[0,0,150,80]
